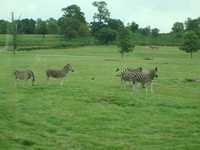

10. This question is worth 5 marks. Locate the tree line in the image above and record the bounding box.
[1,1,200,57]
[1,1,200,39]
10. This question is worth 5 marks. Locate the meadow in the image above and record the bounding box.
[0,45,200,150]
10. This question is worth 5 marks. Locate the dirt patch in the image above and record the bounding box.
[98,98,116,104]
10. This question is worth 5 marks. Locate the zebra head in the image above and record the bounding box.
[149,67,158,79]
[63,63,74,72]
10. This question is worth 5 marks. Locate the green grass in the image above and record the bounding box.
[0,46,200,150]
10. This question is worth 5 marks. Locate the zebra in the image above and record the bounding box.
[132,67,158,93]
[116,67,143,90]
[45,63,74,85]
[12,69,35,86]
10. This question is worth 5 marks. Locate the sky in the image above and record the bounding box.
[1,0,200,33]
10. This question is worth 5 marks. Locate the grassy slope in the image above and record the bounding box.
[0,46,200,150]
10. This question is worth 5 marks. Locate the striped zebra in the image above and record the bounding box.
[12,69,35,86]
[132,67,158,93]
[116,67,143,90]
[45,63,74,85]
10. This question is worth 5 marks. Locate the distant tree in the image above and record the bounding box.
[36,21,49,37]
[171,22,184,33]
[78,24,90,38]
[0,20,12,34]
[117,25,134,57]
[65,27,78,40]
[107,19,123,30]
[95,27,117,44]
[179,31,200,59]
[185,17,200,38]
[151,28,159,37]
[139,26,151,36]
[129,21,139,33]
[46,18,59,34]
[62,4,86,23]
[20,18,36,34]
[91,1,110,34]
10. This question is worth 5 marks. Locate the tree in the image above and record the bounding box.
[36,21,49,37]
[185,17,200,38]
[91,1,110,34]
[129,21,139,33]
[107,19,123,30]
[95,27,117,44]
[65,27,78,40]
[151,28,159,37]
[62,4,86,23]
[139,26,151,36]
[117,25,134,57]
[179,31,200,59]
[78,24,90,38]
[171,22,184,33]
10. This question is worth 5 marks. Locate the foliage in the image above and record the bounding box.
[128,21,139,33]
[185,17,200,38]
[171,22,184,33]
[78,24,90,38]
[95,27,117,44]
[151,28,160,37]
[117,25,134,57]
[61,4,86,23]
[35,21,49,37]
[107,19,123,30]
[0,46,200,149]
[179,31,200,59]
[139,26,151,36]
[65,27,78,40]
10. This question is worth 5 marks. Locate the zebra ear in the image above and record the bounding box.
[155,67,158,71]
[139,67,142,71]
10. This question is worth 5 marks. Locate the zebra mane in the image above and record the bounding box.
[63,63,71,69]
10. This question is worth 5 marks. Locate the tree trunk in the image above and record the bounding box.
[190,51,193,59]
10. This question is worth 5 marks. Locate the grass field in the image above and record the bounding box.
[0,46,200,149]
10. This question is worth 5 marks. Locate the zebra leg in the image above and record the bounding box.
[46,77,50,85]
[14,77,17,86]
[150,83,154,93]
[120,80,123,90]
[60,77,64,85]
[124,81,126,90]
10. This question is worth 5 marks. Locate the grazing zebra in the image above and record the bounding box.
[132,67,158,93]
[116,67,143,90]
[45,63,74,85]
[12,69,35,86]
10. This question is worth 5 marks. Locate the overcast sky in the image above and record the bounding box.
[1,0,200,33]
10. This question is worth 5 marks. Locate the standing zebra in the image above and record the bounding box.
[116,67,143,90]
[45,63,74,85]
[132,67,158,93]
[12,69,35,86]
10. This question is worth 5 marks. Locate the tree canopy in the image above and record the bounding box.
[179,31,200,59]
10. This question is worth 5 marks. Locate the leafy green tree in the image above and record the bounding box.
[78,24,90,38]
[19,18,36,34]
[179,31,200,59]
[171,22,184,33]
[107,19,123,30]
[62,4,86,23]
[117,25,134,57]
[185,17,200,38]
[151,28,159,37]
[0,20,12,34]
[36,21,49,37]
[128,21,139,33]
[139,26,151,36]
[91,1,110,34]
[65,27,78,40]
[46,18,59,34]
[95,27,117,44]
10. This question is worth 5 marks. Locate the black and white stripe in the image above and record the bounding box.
[116,67,143,90]
[12,69,35,86]
[45,63,74,85]
[132,67,158,93]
